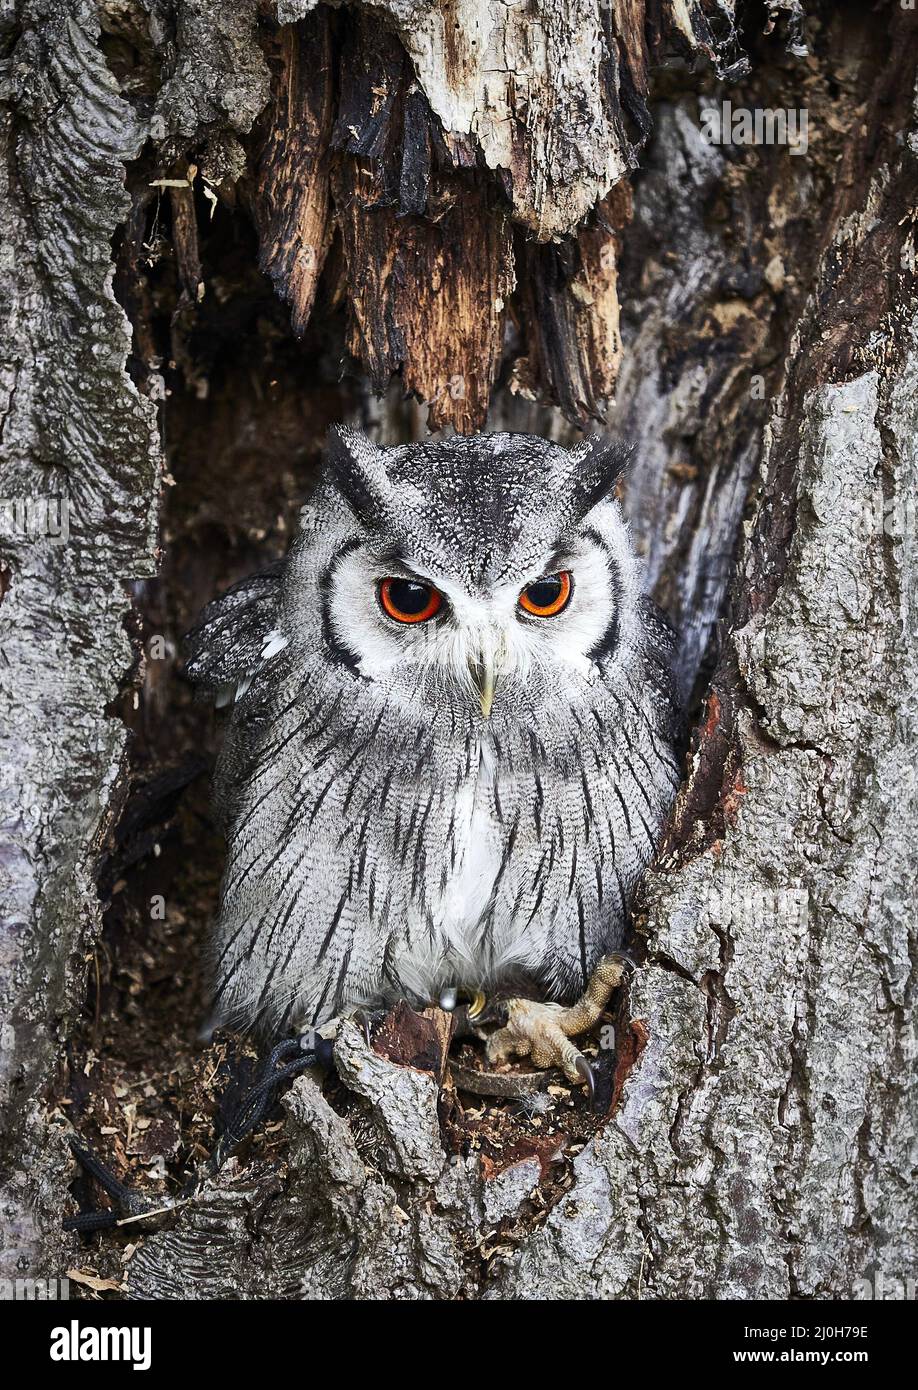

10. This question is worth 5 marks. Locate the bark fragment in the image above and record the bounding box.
[333,164,514,432]
[517,188,630,426]
[253,13,335,334]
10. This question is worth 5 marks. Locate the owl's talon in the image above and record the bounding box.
[352,1008,377,1049]
[574,1054,596,1103]
[439,986,458,1012]
[467,990,487,1021]
[479,954,631,1094]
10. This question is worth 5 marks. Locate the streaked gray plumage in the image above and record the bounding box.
[186,428,681,1036]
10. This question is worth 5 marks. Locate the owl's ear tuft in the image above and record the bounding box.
[566,436,633,517]
[325,426,391,522]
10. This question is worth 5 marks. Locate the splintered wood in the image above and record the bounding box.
[254,14,334,335]
[252,9,654,429]
[334,167,514,433]
[250,4,754,428]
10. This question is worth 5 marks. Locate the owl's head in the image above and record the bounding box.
[285,428,647,718]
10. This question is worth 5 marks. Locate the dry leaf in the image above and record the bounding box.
[66,1269,124,1293]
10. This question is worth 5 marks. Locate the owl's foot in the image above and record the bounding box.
[63,1032,332,1234]
[478,954,633,1100]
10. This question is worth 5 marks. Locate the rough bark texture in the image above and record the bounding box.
[0,0,162,1278]
[0,0,915,1300]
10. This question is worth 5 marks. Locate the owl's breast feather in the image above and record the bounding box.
[429,731,505,979]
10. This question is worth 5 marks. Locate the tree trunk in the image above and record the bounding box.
[1,0,915,1300]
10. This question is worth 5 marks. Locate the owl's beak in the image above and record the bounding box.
[470,650,497,719]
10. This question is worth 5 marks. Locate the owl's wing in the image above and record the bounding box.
[638,596,686,743]
[184,563,285,707]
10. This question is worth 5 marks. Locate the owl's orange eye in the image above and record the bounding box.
[519,571,573,617]
[379,576,443,624]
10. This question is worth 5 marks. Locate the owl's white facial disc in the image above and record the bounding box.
[278,429,644,721]
[321,497,640,718]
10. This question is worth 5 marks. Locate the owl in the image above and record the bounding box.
[186,429,682,1088]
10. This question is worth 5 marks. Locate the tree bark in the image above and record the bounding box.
[0,0,915,1299]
